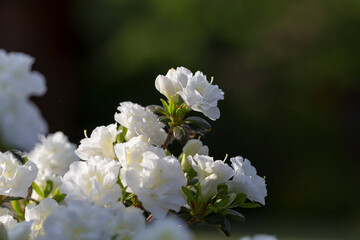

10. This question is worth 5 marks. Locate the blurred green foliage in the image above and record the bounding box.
[70,0,360,228]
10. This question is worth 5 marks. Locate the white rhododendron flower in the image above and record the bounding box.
[188,154,234,200]
[181,139,209,171]
[0,208,17,230]
[25,198,58,239]
[227,156,267,205]
[0,151,38,198]
[135,217,194,240]
[114,136,166,170]
[42,201,144,240]
[28,132,78,176]
[61,156,121,205]
[240,234,278,240]
[123,151,187,218]
[0,101,48,151]
[0,50,46,98]
[155,67,192,103]
[75,124,118,160]
[0,49,47,151]
[7,221,32,240]
[107,202,145,240]
[114,101,167,146]
[178,71,224,120]
[183,139,209,156]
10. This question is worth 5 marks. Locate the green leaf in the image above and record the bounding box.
[226,209,245,221]
[11,200,24,220]
[116,126,128,143]
[229,193,247,208]
[158,116,171,123]
[146,105,168,116]
[204,213,225,225]
[168,101,177,115]
[182,187,196,203]
[52,187,66,203]
[184,116,212,131]
[43,180,54,198]
[173,126,189,144]
[32,182,44,198]
[239,202,261,208]
[160,99,169,112]
[213,196,232,210]
[219,217,231,237]
[216,184,228,197]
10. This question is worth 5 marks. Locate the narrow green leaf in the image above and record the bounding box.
[239,202,261,208]
[158,116,171,123]
[220,217,231,237]
[168,101,177,115]
[52,187,66,203]
[160,99,169,112]
[184,116,212,131]
[11,200,23,220]
[32,182,44,198]
[216,184,228,197]
[226,209,245,221]
[146,105,167,116]
[230,193,247,207]
[43,180,53,198]
[204,213,225,225]
[182,187,196,202]
[213,196,231,210]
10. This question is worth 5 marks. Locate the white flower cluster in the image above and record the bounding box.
[0,49,48,151]
[0,62,268,239]
[0,151,38,198]
[28,132,78,200]
[156,67,224,120]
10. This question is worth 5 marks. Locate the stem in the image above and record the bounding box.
[162,128,173,150]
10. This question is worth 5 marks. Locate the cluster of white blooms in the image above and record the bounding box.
[155,67,224,120]
[0,49,48,151]
[61,156,121,205]
[28,132,78,200]
[75,124,118,160]
[0,61,269,239]
[42,201,145,240]
[0,151,38,198]
[189,154,234,200]
[227,156,267,205]
[114,102,167,146]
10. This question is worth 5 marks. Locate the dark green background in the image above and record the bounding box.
[1,0,359,238]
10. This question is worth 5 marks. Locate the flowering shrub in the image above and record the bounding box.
[0,50,270,240]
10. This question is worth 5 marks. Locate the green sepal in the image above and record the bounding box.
[216,184,228,197]
[52,187,66,203]
[43,180,53,198]
[168,101,177,115]
[164,148,172,156]
[212,195,232,210]
[32,182,44,198]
